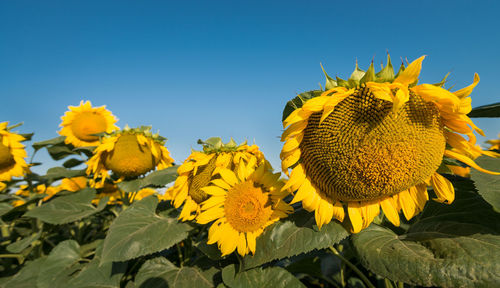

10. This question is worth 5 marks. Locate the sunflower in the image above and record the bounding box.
[86,126,174,184]
[169,137,271,222]
[59,100,118,147]
[197,162,293,256]
[281,55,500,233]
[0,122,29,182]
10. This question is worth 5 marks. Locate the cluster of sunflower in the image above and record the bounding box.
[1,55,499,260]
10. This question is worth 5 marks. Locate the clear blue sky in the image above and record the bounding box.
[1,0,499,173]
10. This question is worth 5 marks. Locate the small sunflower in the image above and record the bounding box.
[197,162,293,256]
[59,100,118,147]
[169,137,271,222]
[0,122,29,182]
[86,126,174,184]
[281,55,500,233]
[60,176,88,192]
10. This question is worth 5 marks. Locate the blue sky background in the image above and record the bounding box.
[1,0,499,173]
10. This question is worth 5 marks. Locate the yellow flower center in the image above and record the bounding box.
[104,134,157,178]
[71,112,108,142]
[300,85,445,201]
[188,156,217,204]
[224,180,273,232]
[0,140,15,170]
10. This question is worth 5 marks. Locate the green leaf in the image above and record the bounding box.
[117,166,179,192]
[62,158,85,168]
[46,144,78,160]
[7,232,40,253]
[37,240,81,288]
[100,196,192,263]
[24,188,106,224]
[32,136,66,151]
[470,156,500,212]
[242,209,349,269]
[223,266,306,288]
[0,202,13,217]
[134,257,214,288]
[67,242,127,288]
[282,90,323,122]
[41,167,86,182]
[352,177,500,287]
[0,258,46,288]
[468,102,500,117]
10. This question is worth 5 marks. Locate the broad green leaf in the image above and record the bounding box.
[46,144,78,160]
[0,202,13,216]
[134,257,214,288]
[41,167,86,182]
[7,232,40,253]
[353,177,500,287]
[470,156,500,212]
[32,136,66,151]
[282,90,323,122]
[67,242,127,288]
[117,166,179,192]
[24,188,106,224]
[242,209,348,269]
[223,266,306,288]
[100,196,192,263]
[37,240,81,288]
[0,258,46,288]
[468,102,500,117]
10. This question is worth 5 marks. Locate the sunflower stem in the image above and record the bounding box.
[329,246,375,288]
[176,243,184,267]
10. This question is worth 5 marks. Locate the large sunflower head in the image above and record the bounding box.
[86,126,174,184]
[196,162,293,256]
[281,55,500,233]
[169,137,271,222]
[59,100,118,147]
[0,122,29,182]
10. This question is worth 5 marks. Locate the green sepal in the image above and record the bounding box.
[375,53,395,82]
[197,137,248,153]
[282,90,323,122]
[432,72,450,88]
[336,76,349,88]
[394,61,406,78]
[359,61,376,84]
[321,63,337,90]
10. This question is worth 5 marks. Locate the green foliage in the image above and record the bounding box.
[100,196,192,263]
[243,209,349,269]
[24,188,107,224]
[117,166,179,192]
[135,257,215,288]
[353,176,500,287]
[468,102,500,117]
[470,156,500,212]
[282,90,323,122]
[223,265,306,288]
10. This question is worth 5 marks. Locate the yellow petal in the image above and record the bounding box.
[332,202,345,222]
[282,165,306,192]
[301,96,329,112]
[290,176,314,204]
[430,173,455,204]
[453,73,480,99]
[380,196,400,227]
[219,169,239,186]
[394,55,425,86]
[444,150,500,175]
[236,232,247,256]
[398,190,416,221]
[281,149,301,171]
[315,198,334,229]
[246,232,257,255]
[280,121,307,142]
[347,202,363,233]
[197,207,225,224]
[201,186,227,196]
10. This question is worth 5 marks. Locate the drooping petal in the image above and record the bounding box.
[430,173,455,204]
